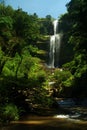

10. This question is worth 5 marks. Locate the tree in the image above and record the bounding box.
[61,0,87,97]
[39,15,53,35]
[13,9,40,43]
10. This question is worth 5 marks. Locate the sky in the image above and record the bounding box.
[6,0,71,18]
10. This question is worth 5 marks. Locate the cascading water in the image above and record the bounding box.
[49,20,61,68]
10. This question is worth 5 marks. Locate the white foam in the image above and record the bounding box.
[54,114,69,119]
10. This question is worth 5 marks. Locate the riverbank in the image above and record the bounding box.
[1,107,87,130]
[1,115,87,130]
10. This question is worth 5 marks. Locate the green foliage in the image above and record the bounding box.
[58,13,74,65]
[0,47,4,59]
[0,3,14,17]
[0,16,13,45]
[28,67,47,87]
[13,9,40,43]
[0,104,19,123]
[2,53,21,77]
[0,16,13,30]
[39,15,53,35]
[53,69,73,87]
[59,0,87,97]
[27,45,39,56]
[51,69,74,97]
[0,4,55,123]
[34,87,53,107]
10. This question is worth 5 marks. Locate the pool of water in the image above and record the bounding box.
[1,113,87,130]
[1,104,87,130]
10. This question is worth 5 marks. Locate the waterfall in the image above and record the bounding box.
[53,20,58,35]
[49,20,61,68]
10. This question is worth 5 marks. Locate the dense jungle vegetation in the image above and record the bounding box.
[0,0,87,124]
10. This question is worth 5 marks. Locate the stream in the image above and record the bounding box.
[1,113,87,130]
[1,99,87,130]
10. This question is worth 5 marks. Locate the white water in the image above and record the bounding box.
[53,20,58,35]
[49,20,61,68]
[54,114,69,119]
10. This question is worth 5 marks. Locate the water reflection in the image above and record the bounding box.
[1,114,87,130]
